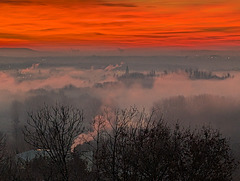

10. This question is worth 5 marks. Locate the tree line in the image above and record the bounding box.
[0,105,238,180]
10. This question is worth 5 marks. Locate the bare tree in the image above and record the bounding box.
[168,125,237,181]
[23,104,84,181]
[90,108,237,181]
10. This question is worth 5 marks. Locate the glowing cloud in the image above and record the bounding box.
[0,0,239,50]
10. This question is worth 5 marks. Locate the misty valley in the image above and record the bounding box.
[0,55,240,180]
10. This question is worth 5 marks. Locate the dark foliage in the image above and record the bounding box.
[90,108,237,181]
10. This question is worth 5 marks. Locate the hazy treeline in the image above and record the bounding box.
[163,69,232,80]
[0,105,238,181]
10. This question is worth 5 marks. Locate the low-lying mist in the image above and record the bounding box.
[1,60,240,149]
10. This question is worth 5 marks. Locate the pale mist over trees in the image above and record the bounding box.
[1,54,240,180]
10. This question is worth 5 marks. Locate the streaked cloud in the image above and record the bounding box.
[0,0,30,4]
[0,0,240,49]
[99,2,137,7]
[0,33,31,40]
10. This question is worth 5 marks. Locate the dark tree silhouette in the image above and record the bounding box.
[23,104,85,181]
[89,108,237,181]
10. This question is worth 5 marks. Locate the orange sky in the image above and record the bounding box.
[0,0,240,50]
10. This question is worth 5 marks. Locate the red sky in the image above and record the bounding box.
[0,0,240,50]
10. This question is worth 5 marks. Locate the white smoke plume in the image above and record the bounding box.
[104,62,124,71]
[20,63,40,74]
[71,110,113,152]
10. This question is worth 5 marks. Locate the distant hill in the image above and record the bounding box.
[0,48,39,57]
[0,48,36,51]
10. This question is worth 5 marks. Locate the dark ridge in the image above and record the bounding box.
[0,48,37,52]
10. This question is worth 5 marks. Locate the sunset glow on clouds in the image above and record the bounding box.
[0,0,240,50]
